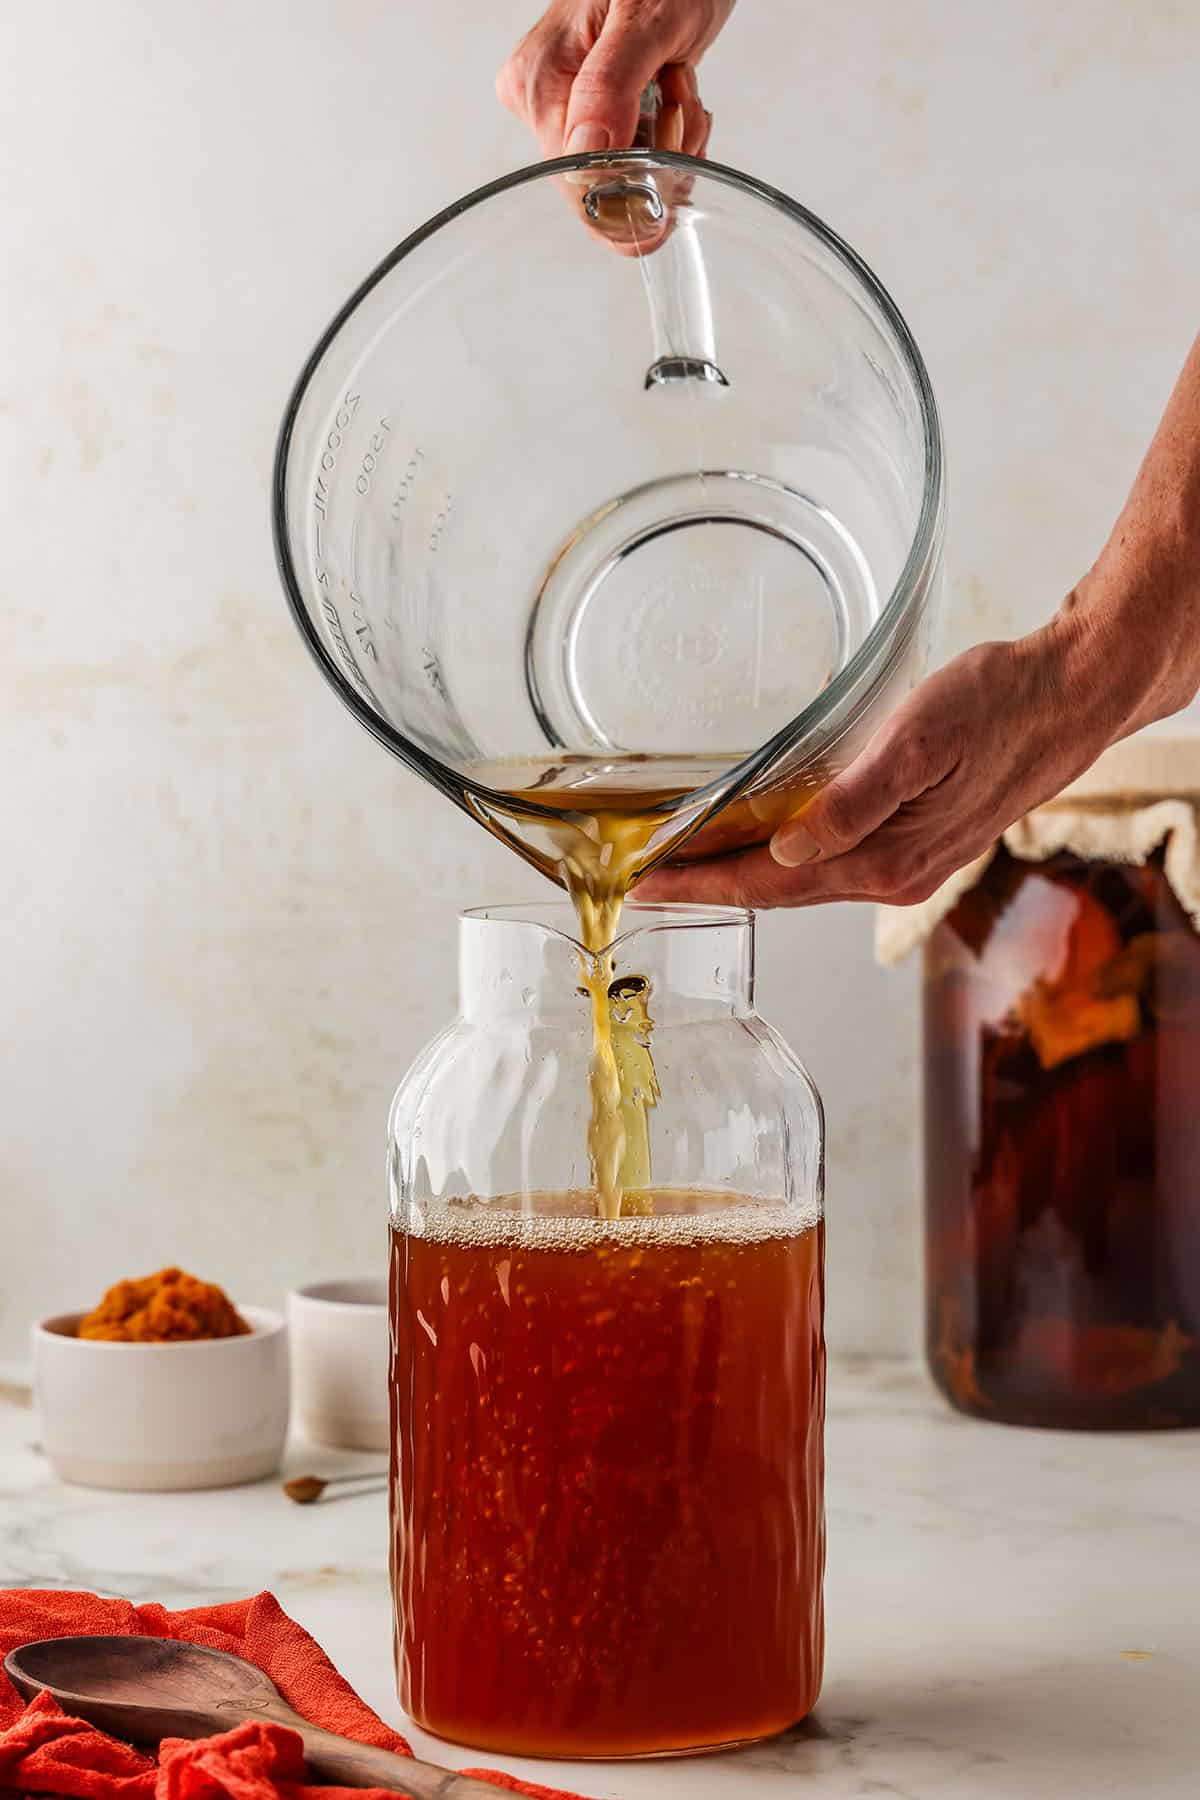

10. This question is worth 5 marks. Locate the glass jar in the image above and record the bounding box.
[388,902,825,1758]
[925,839,1200,1430]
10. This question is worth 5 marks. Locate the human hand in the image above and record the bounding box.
[643,330,1200,911]
[497,0,734,158]
[639,606,1178,910]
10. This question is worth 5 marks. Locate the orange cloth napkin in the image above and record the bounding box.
[0,1590,586,1800]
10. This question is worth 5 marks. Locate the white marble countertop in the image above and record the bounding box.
[1,1359,1196,1800]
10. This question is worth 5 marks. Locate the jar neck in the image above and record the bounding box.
[458,903,754,1026]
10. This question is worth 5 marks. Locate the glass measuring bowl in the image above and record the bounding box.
[388,901,825,1756]
[273,148,945,879]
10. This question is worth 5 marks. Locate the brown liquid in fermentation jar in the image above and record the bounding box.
[387,903,826,1756]
[389,1193,825,1758]
[924,847,1200,1429]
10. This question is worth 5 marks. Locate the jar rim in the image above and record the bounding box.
[462,899,750,925]
[460,898,753,961]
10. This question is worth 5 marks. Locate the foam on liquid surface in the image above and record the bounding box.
[403,1188,822,1252]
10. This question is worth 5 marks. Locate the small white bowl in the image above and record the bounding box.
[32,1307,289,1492]
[287,1279,388,1452]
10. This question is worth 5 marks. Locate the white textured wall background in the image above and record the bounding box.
[2,1,1198,1360]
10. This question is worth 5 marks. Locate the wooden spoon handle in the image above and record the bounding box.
[292,1722,517,1798]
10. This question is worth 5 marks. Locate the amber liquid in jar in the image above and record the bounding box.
[925,847,1200,1429]
[389,1190,825,1758]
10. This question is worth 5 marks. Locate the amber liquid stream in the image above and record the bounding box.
[466,753,826,1219]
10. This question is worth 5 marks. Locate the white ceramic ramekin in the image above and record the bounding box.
[287,1279,388,1452]
[32,1306,289,1491]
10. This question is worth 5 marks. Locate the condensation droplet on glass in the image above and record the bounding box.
[416,1309,438,1347]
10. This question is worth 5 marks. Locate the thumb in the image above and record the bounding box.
[770,719,945,869]
[563,7,670,151]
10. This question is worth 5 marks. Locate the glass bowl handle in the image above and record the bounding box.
[581,80,728,389]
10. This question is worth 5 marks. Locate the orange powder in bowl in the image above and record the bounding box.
[78,1267,250,1342]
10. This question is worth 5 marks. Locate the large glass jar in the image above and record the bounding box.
[388,902,825,1759]
[924,811,1200,1430]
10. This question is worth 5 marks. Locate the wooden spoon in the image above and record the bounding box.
[4,1635,520,1799]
